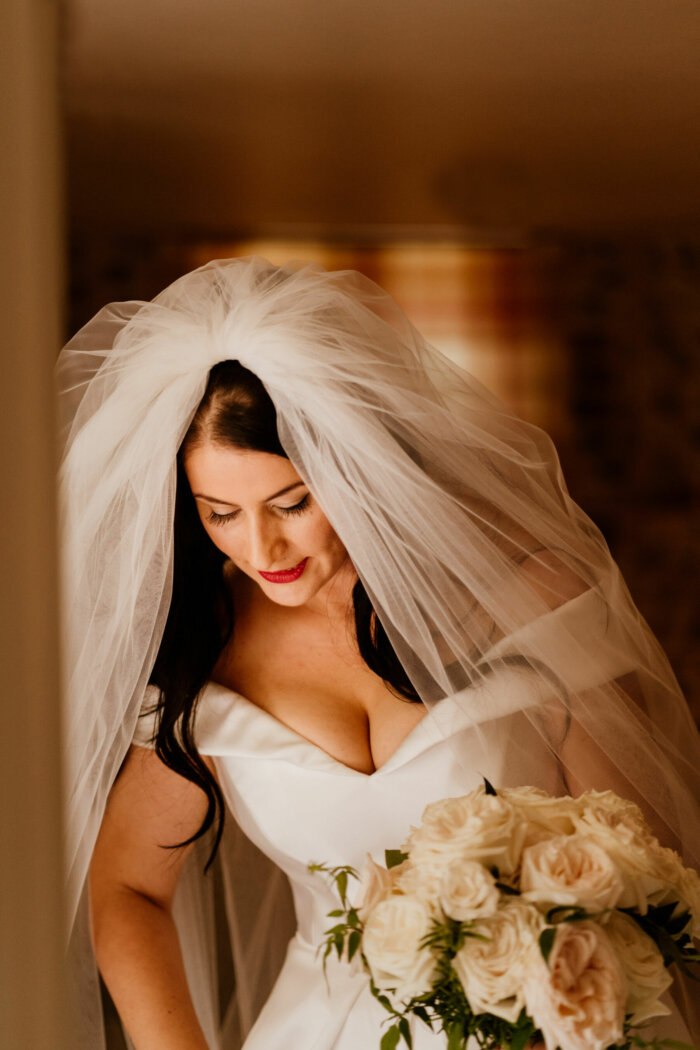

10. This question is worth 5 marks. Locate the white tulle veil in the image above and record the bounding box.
[56,256,700,1048]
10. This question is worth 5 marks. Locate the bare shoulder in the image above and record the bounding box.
[474,505,589,610]
[517,547,588,608]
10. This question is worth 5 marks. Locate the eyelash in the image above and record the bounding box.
[206,494,311,526]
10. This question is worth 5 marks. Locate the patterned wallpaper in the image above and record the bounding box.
[549,237,699,716]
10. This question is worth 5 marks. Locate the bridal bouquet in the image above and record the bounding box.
[309,783,699,1050]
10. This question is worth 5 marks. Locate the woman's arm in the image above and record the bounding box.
[89,743,216,1050]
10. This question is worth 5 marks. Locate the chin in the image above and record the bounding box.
[266,590,311,607]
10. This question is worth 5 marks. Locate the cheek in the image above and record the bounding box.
[307,513,345,556]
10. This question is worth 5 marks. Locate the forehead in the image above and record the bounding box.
[184,443,302,503]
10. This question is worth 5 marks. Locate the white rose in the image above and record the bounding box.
[501,786,582,846]
[520,834,624,913]
[452,899,544,1023]
[393,858,447,916]
[440,859,500,922]
[404,786,524,876]
[523,921,627,1050]
[577,789,649,825]
[362,895,438,1002]
[605,911,672,1025]
[355,853,396,924]
[574,796,674,911]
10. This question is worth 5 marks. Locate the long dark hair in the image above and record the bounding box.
[148,360,420,867]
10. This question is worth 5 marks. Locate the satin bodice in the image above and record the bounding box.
[131,590,689,1049]
[133,679,562,1049]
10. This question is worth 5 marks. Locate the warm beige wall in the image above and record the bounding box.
[64,0,700,238]
[0,0,69,1046]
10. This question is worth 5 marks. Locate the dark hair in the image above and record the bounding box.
[148,360,419,867]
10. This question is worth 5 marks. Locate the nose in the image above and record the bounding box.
[245,514,288,570]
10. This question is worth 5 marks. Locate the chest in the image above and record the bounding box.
[211,586,426,775]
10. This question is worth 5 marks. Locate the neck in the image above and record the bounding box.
[304,555,358,622]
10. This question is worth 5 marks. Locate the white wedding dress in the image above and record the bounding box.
[135,680,494,1048]
[132,591,693,1050]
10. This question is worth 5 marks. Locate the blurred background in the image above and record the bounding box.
[64,0,699,706]
[2,1,699,1046]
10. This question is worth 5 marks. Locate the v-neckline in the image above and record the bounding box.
[204,679,442,778]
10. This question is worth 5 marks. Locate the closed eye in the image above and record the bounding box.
[278,494,310,517]
[206,508,239,525]
[206,494,311,526]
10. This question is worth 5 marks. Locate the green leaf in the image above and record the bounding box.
[398,1016,413,1048]
[495,880,519,896]
[652,902,679,925]
[337,870,348,902]
[369,979,397,1017]
[510,1021,536,1050]
[385,849,409,869]
[446,1021,465,1050]
[461,929,492,943]
[625,908,700,980]
[665,910,692,936]
[413,1005,433,1029]
[483,778,497,796]
[380,1024,401,1050]
[539,927,556,966]
[546,905,591,924]
[327,909,345,917]
[347,930,361,962]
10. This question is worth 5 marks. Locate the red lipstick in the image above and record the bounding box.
[258,557,308,584]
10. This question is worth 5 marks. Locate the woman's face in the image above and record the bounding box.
[183,441,353,609]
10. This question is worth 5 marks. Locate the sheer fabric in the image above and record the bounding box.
[56,257,700,1047]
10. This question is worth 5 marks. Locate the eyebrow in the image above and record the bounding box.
[192,481,307,507]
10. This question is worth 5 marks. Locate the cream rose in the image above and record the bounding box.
[520,834,624,913]
[354,853,396,924]
[362,895,437,1001]
[392,858,446,916]
[439,859,500,922]
[605,911,672,1024]
[404,786,524,876]
[577,789,649,830]
[523,921,627,1050]
[452,899,544,1023]
[574,799,676,912]
[501,786,582,846]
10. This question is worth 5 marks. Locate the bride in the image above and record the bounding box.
[57,257,700,1049]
